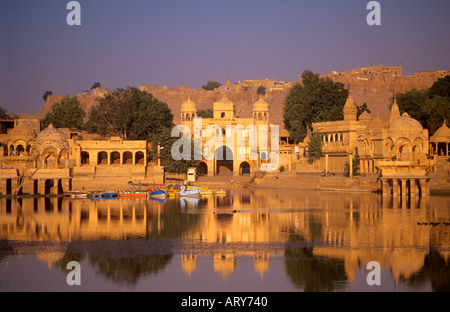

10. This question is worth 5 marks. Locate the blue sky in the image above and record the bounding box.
[1,0,449,114]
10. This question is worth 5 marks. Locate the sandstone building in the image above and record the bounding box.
[179,95,278,177]
[309,95,434,197]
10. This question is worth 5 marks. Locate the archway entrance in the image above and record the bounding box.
[239,161,250,175]
[215,145,233,175]
[197,161,208,176]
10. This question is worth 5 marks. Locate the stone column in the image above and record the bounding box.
[410,179,416,197]
[401,179,408,197]
[22,178,31,194]
[53,179,60,195]
[38,179,46,195]
[207,160,214,177]
[76,146,81,167]
[392,179,399,197]
[11,179,18,195]
[382,179,390,197]
[0,179,7,194]
[157,145,161,166]
[419,179,428,197]
[62,179,71,193]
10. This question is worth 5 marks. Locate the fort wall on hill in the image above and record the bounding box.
[39,66,449,125]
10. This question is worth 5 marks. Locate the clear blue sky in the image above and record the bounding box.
[1,0,449,114]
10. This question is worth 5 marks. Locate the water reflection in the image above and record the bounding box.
[0,190,449,291]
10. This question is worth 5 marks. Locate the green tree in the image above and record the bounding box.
[90,82,101,90]
[394,75,450,135]
[283,70,349,143]
[428,75,450,98]
[43,95,85,129]
[147,127,199,173]
[257,86,266,96]
[393,89,428,125]
[196,108,213,118]
[0,106,14,119]
[42,90,52,102]
[86,87,173,140]
[201,80,221,90]
[344,154,360,177]
[307,132,323,161]
[356,102,371,119]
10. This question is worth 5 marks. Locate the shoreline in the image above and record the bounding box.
[2,172,448,198]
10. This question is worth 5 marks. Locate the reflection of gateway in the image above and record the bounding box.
[179,185,200,197]
[180,197,200,210]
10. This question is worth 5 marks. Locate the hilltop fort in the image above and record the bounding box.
[40,66,449,124]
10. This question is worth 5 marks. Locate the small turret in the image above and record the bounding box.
[343,95,357,121]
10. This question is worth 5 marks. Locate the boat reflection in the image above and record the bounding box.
[0,190,449,291]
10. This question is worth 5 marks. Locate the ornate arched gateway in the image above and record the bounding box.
[215,145,233,175]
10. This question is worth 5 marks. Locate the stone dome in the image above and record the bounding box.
[388,112,423,132]
[253,95,269,112]
[430,120,450,142]
[213,95,235,111]
[32,124,69,154]
[181,97,197,112]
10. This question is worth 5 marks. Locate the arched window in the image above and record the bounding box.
[16,145,25,156]
[110,151,120,165]
[81,151,90,165]
[123,151,133,165]
[240,161,250,175]
[221,112,226,118]
[135,151,145,165]
[98,151,108,165]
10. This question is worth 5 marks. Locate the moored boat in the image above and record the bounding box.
[64,191,87,198]
[102,192,117,199]
[118,189,147,198]
[87,191,103,198]
[186,185,214,196]
[148,189,168,199]
[179,185,200,197]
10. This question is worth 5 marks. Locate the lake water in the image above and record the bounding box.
[0,189,449,292]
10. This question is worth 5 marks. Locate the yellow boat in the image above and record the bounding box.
[186,185,214,195]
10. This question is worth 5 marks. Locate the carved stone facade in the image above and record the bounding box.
[311,96,434,196]
[0,120,161,195]
[179,95,277,177]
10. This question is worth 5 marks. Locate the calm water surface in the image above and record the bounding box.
[0,189,449,292]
